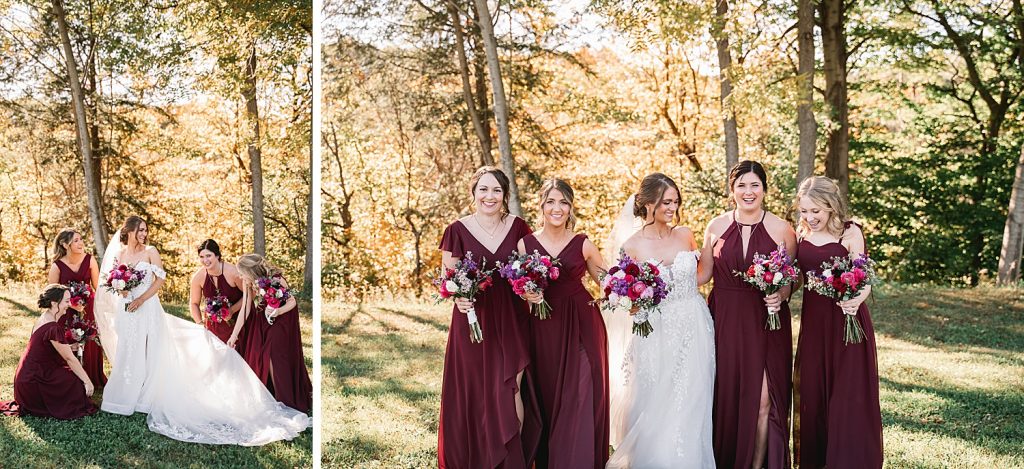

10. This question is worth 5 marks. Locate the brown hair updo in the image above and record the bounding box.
[38,284,69,309]
[469,166,511,220]
[237,254,283,284]
[633,173,680,222]
[119,216,145,244]
[52,228,78,260]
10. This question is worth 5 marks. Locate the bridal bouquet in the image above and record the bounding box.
[805,253,878,345]
[63,315,99,362]
[599,250,670,338]
[205,294,231,324]
[103,262,147,302]
[735,244,800,331]
[498,250,561,320]
[432,252,494,343]
[257,276,291,325]
[67,281,92,311]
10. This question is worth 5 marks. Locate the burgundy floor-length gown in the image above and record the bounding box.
[438,217,541,469]
[56,254,106,387]
[201,270,245,346]
[9,322,98,419]
[708,212,793,469]
[242,278,313,413]
[524,234,609,469]
[794,222,883,469]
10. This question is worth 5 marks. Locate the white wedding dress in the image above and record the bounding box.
[94,233,309,446]
[606,250,716,468]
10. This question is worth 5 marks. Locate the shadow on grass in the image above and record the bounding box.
[322,434,391,466]
[870,286,1024,355]
[377,307,449,333]
[0,295,37,317]
[880,376,1024,458]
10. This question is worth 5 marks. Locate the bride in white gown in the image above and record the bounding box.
[93,216,309,445]
[606,174,716,468]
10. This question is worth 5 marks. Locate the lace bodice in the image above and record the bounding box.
[130,261,166,296]
[660,250,700,298]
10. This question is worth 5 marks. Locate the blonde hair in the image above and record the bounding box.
[795,176,848,238]
[537,178,577,231]
[237,254,283,285]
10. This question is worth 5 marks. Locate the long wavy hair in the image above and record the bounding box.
[795,176,848,238]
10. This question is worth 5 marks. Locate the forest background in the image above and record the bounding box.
[323,0,1024,297]
[0,0,314,300]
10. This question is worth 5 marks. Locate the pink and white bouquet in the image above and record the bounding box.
[433,252,495,343]
[805,253,878,345]
[498,250,561,320]
[599,250,671,338]
[103,262,147,303]
[257,276,291,325]
[66,281,92,311]
[734,244,800,331]
[63,315,99,362]
[205,294,231,324]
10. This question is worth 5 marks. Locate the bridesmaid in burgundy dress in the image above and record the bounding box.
[229,254,312,413]
[438,166,540,469]
[517,179,608,469]
[4,285,98,419]
[698,161,797,468]
[188,239,246,348]
[47,228,106,387]
[793,176,883,468]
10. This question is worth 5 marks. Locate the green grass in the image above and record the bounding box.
[0,284,313,468]
[322,285,1024,468]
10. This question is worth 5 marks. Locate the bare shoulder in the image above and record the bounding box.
[706,212,732,237]
[844,222,865,239]
[672,225,695,243]
[765,212,796,236]
[190,268,205,284]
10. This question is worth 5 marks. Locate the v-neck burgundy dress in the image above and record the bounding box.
[708,213,793,469]
[201,269,244,345]
[793,222,883,469]
[524,233,609,469]
[438,217,541,469]
[10,322,98,419]
[55,255,106,387]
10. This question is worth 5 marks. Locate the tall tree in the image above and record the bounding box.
[472,0,522,215]
[797,0,817,187]
[714,0,739,179]
[51,0,108,255]
[448,3,494,166]
[242,42,267,256]
[819,0,851,198]
[999,147,1024,285]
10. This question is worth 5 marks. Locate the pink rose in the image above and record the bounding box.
[763,271,775,283]
[549,267,560,280]
[540,257,552,267]
[630,282,647,297]
[841,271,857,286]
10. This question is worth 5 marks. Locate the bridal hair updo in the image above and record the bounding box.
[469,166,511,219]
[538,178,577,230]
[237,254,283,284]
[197,239,222,259]
[119,215,145,244]
[795,176,849,238]
[38,284,69,309]
[633,173,680,222]
[52,227,79,260]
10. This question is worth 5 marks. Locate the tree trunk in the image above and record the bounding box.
[243,42,267,256]
[714,0,739,181]
[52,0,108,256]
[797,0,817,188]
[471,0,522,216]
[304,144,314,296]
[472,7,494,160]
[820,0,850,199]
[449,3,493,166]
[998,146,1024,285]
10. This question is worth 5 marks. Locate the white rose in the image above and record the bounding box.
[619,297,633,310]
[613,270,626,279]
[445,280,459,294]
[608,292,620,305]
[259,288,267,296]
[275,290,284,298]
[823,269,832,278]
[113,279,125,290]
[772,272,783,284]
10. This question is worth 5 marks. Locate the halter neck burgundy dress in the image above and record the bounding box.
[437,216,541,469]
[708,212,793,468]
[9,321,98,419]
[793,222,883,469]
[523,233,609,469]
[55,254,106,387]
[201,268,244,346]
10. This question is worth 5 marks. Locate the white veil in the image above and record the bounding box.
[94,229,123,363]
[603,194,643,447]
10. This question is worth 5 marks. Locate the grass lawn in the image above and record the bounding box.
[322,285,1024,468]
[0,284,313,468]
